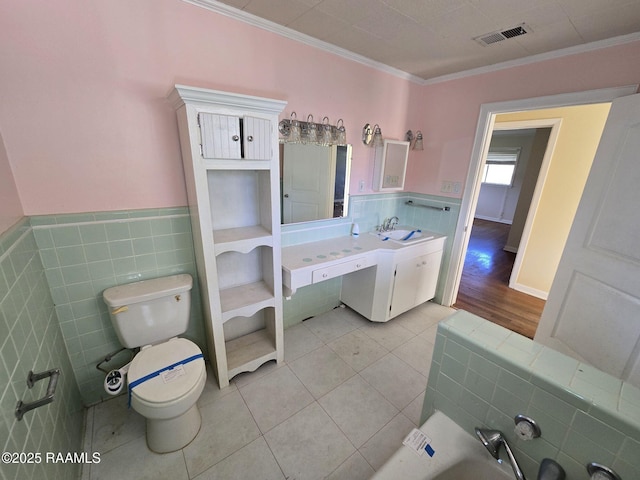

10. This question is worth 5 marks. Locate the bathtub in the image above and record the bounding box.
[372,411,513,480]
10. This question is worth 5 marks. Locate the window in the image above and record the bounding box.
[482,148,520,186]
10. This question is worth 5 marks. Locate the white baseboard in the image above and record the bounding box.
[509,282,548,300]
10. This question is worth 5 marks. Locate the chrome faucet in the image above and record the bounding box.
[475,428,526,480]
[380,216,399,232]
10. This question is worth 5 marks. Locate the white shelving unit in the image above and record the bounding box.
[169,85,286,388]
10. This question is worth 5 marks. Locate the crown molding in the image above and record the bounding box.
[181,1,640,87]
[422,31,640,85]
[181,0,425,84]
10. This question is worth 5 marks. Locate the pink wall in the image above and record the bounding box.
[0,0,422,215]
[0,1,638,215]
[406,41,640,194]
[0,131,24,234]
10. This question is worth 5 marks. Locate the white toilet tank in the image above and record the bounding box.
[103,274,193,348]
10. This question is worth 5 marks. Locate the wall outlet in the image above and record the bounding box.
[441,180,462,194]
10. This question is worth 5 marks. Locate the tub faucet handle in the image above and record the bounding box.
[587,463,621,480]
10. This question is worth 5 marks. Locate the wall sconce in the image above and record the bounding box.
[405,130,414,143]
[363,123,383,147]
[362,123,373,145]
[413,131,424,150]
[372,124,383,148]
[405,129,424,151]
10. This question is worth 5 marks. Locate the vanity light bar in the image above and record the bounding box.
[279,112,346,146]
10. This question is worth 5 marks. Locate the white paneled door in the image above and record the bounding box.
[282,143,335,224]
[535,93,640,387]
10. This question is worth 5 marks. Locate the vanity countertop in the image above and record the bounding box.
[282,234,385,270]
[281,231,445,296]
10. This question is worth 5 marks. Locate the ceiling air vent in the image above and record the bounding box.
[475,23,531,46]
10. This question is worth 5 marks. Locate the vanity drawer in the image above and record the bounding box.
[312,257,369,283]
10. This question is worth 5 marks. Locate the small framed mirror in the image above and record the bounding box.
[373,139,409,191]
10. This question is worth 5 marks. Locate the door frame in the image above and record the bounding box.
[441,84,639,307]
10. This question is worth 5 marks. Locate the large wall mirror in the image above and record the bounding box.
[280,143,352,224]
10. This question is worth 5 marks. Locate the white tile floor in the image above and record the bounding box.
[82,302,455,480]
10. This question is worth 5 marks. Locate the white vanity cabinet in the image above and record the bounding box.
[341,236,445,322]
[170,85,286,388]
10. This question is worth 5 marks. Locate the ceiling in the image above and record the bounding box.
[205,0,640,82]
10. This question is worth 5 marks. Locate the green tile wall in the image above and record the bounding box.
[282,278,342,328]
[31,208,206,406]
[423,310,640,480]
[281,192,461,325]
[1,219,84,480]
[20,195,459,404]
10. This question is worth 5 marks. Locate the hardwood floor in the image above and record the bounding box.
[453,218,545,339]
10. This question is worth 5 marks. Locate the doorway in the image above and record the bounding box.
[454,218,545,338]
[454,125,553,338]
[454,107,609,333]
[441,85,637,336]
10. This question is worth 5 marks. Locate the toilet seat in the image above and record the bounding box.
[128,337,205,405]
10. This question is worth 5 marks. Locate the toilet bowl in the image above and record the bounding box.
[102,274,207,453]
[128,337,206,453]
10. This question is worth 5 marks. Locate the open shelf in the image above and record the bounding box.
[213,225,273,254]
[208,170,273,231]
[219,281,275,321]
[226,329,277,379]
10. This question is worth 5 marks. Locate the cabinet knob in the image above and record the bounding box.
[247,135,254,142]
[323,273,328,278]
[232,135,240,141]
[283,194,289,198]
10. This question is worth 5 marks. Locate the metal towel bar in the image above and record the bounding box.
[405,200,450,211]
[15,368,60,421]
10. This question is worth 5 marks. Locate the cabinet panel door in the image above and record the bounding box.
[244,116,271,160]
[200,113,242,159]
[389,258,420,318]
[414,250,443,305]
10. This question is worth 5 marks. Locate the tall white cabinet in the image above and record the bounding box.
[169,85,286,388]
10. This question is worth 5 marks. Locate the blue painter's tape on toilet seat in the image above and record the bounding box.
[128,353,204,407]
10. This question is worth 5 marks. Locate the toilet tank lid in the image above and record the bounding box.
[103,274,193,307]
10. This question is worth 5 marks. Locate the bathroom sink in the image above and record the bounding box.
[372,411,512,480]
[370,228,434,245]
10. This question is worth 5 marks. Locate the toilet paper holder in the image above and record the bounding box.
[15,368,60,421]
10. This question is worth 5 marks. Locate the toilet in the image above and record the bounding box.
[103,274,206,453]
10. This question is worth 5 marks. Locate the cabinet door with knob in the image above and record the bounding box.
[199,113,271,160]
[389,250,443,318]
